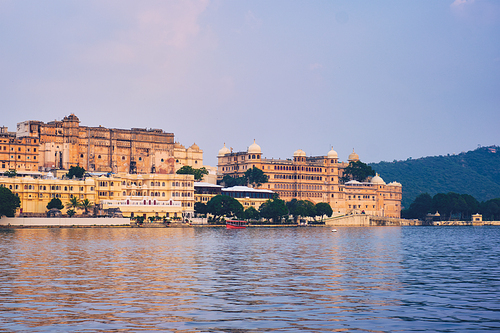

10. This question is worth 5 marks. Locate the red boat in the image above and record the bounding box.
[226,220,247,229]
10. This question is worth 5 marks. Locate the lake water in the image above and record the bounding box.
[0,226,499,332]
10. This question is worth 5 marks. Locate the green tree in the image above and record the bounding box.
[4,169,17,178]
[315,202,333,221]
[259,198,288,223]
[244,206,260,220]
[481,199,500,221]
[206,195,244,219]
[66,166,86,179]
[0,187,21,217]
[461,194,480,219]
[47,198,64,210]
[244,167,269,188]
[176,166,209,181]
[403,193,433,219]
[194,202,208,215]
[67,209,76,217]
[221,175,246,187]
[341,161,376,183]
[286,199,302,223]
[80,199,93,215]
[66,197,81,213]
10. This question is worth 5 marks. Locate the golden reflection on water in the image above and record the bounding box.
[1,226,498,332]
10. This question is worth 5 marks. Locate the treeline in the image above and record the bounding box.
[370,146,500,208]
[403,192,500,221]
[195,196,333,223]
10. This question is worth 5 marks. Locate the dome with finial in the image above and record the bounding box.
[218,143,230,156]
[327,147,338,159]
[294,149,306,157]
[348,149,359,162]
[189,143,200,150]
[248,140,262,154]
[371,173,386,185]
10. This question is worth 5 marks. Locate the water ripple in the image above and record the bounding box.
[0,226,499,331]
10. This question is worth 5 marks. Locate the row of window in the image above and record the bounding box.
[277,191,323,198]
[274,174,323,181]
[1,184,91,191]
[0,147,37,152]
[274,184,323,190]
[348,195,376,200]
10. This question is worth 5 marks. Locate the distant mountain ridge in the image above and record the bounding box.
[369,146,500,208]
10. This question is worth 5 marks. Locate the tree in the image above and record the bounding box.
[244,206,260,220]
[286,199,317,222]
[66,166,85,179]
[341,161,375,183]
[221,175,246,187]
[206,195,244,219]
[176,166,209,181]
[403,193,433,220]
[244,167,269,188]
[259,198,288,223]
[66,197,81,212]
[47,198,64,210]
[80,199,93,215]
[194,202,208,215]
[67,209,76,217]
[0,187,21,217]
[4,169,17,178]
[315,202,333,221]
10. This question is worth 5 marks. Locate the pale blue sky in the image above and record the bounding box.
[1,0,499,166]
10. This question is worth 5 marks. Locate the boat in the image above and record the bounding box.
[226,220,247,229]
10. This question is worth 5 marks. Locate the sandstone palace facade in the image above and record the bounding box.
[1,114,203,174]
[217,141,402,218]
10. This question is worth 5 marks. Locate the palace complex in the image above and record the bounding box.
[0,114,402,219]
[1,114,203,174]
[217,141,402,218]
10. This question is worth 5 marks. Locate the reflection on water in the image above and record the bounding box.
[0,227,499,332]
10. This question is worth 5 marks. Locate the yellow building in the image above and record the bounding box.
[217,141,402,218]
[0,127,40,174]
[0,172,195,220]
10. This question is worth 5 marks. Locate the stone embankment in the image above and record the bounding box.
[324,214,420,226]
[0,217,130,227]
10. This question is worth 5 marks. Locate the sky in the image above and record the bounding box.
[1,0,499,167]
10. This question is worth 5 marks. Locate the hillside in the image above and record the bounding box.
[369,146,500,208]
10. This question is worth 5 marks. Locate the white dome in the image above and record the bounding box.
[294,149,306,157]
[327,147,338,159]
[371,173,386,185]
[248,140,261,154]
[218,143,230,156]
[348,149,359,162]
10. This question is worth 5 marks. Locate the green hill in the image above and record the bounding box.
[369,146,500,208]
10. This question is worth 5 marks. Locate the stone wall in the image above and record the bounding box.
[0,217,130,226]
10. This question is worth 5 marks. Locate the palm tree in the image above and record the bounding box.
[67,197,81,214]
[80,199,93,215]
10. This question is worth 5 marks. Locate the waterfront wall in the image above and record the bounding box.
[325,214,420,226]
[0,217,130,227]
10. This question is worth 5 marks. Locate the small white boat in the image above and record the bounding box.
[332,229,337,232]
